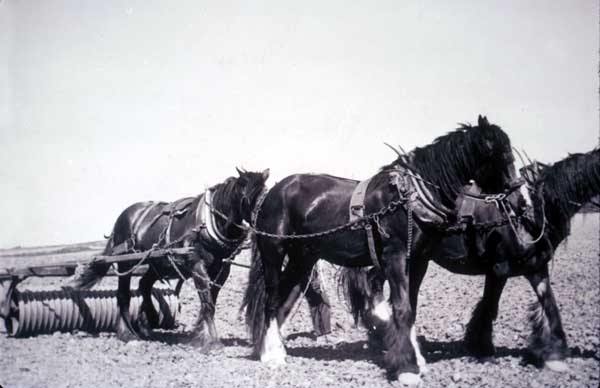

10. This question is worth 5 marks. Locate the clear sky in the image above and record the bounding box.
[1,0,598,248]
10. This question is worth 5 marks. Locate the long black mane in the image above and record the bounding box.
[211,177,241,216]
[539,148,600,240]
[381,117,513,207]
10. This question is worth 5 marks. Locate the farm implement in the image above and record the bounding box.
[0,247,192,337]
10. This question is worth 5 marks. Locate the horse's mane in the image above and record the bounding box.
[381,119,512,207]
[538,148,600,239]
[211,177,240,217]
[211,171,267,221]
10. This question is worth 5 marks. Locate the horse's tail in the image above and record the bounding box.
[242,237,267,355]
[337,266,373,327]
[65,235,114,290]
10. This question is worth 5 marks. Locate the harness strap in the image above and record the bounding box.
[409,172,451,221]
[349,178,382,269]
[364,224,381,269]
[458,181,481,221]
[132,202,162,245]
[389,165,450,226]
[349,178,371,223]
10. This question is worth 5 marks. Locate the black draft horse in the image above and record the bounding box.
[244,116,521,382]
[68,168,269,349]
[339,148,600,372]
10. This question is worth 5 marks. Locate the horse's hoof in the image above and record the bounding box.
[397,372,422,387]
[415,351,427,373]
[188,335,208,348]
[116,330,140,343]
[264,357,287,368]
[475,356,498,364]
[545,360,569,372]
[136,324,153,340]
[200,340,224,353]
[260,347,287,366]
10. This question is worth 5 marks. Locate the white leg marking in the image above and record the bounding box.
[279,320,288,339]
[260,319,287,365]
[545,360,569,372]
[372,300,392,322]
[536,281,546,297]
[398,372,422,386]
[410,326,427,373]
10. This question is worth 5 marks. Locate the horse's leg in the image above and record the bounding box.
[210,262,231,309]
[463,273,507,360]
[362,268,387,350]
[303,263,332,337]
[137,269,159,339]
[275,252,319,334]
[525,265,569,372]
[115,266,138,341]
[189,259,220,351]
[277,260,331,337]
[380,244,420,383]
[408,258,429,370]
[200,261,232,351]
[259,241,287,365]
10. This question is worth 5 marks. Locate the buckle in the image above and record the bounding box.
[484,193,506,203]
[350,204,365,215]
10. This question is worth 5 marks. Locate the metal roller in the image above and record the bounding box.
[2,287,179,337]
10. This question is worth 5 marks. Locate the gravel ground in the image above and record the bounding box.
[1,214,598,388]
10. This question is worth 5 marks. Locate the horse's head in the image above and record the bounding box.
[234,167,270,223]
[404,115,518,209]
[469,115,518,194]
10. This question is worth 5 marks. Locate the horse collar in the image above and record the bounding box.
[202,189,242,248]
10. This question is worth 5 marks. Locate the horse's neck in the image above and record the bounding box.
[544,199,581,248]
[212,188,244,240]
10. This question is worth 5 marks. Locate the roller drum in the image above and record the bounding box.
[3,288,179,337]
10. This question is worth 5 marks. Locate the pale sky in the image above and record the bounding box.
[1,0,598,248]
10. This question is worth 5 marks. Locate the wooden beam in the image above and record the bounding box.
[0,247,195,280]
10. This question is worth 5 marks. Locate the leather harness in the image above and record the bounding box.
[349,178,381,268]
[114,190,240,255]
[348,165,454,269]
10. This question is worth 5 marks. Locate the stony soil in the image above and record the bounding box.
[1,214,598,388]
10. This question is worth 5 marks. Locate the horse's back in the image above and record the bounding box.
[259,173,358,232]
[110,201,167,249]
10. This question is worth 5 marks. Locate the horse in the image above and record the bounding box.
[67,168,269,349]
[244,116,525,383]
[338,147,600,373]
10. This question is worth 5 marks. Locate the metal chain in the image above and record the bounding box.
[111,249,155,276]
[209,196,406,240]
[406,206,413,271]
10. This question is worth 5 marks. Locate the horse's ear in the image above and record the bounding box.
[236,167,244,176]
[261,168,270,181]
[478,115,489,127]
